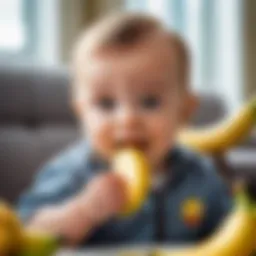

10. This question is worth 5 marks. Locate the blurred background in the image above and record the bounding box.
[2,0,255,107]
[0,0,256,204]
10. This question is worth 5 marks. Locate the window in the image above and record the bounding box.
[0,0,60,65]
[0,0,37,59]
[126,0,243,110]
[0,0,25,51]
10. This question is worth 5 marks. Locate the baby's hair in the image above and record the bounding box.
[72,12,190,96]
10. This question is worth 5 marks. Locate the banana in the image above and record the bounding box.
[178,98,256,154]
[0,201,59,256]
[0,201,23,255]
[113,148,150,216]
[153,184,256,256]
[19,230,59,256]
[0,202,13,255]
[0,226,11,256]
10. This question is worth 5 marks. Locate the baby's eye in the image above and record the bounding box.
[96,97,116,111]
[140,95,161,110]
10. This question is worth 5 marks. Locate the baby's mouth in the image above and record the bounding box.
[115,139,149,152]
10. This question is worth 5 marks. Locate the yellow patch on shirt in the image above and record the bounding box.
[181,198,205,228]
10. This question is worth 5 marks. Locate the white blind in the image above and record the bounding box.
[0,0,26,51]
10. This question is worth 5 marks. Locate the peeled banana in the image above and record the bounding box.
[113,148,150,216]
[178,98,256,154]
[153,183,256,256]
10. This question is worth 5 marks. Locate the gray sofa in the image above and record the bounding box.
[0,66,78,203]
[0,66,254,204]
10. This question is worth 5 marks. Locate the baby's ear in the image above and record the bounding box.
[180,92,199,125]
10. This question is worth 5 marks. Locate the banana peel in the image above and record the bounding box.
[178,97,256,154]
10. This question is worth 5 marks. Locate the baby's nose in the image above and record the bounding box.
[116,106,140,129]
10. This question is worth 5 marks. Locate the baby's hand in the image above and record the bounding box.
[25,172,127,245]
[79,172,127,226]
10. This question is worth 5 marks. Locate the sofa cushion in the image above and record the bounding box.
[0,125,78,202]
[0,66,75,125]
[191,93,227,126]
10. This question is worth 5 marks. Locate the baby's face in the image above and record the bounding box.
[76,36,187,168]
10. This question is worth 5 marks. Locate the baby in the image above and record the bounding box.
[17,13,232,246]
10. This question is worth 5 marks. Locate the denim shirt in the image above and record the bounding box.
[17,140,233,246]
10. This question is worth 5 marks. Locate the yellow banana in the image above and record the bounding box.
[178,98,256,154]
[0,227,12,256]
[19,230,59,256]
[0,202,13,256]
[0,202,59,256]
[113,148,150,216]
[0,201,23,255]
[153,186,256,256]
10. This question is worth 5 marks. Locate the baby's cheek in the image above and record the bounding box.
[82,112,114,154]
[149,114,179,156]
[151,113,178,138]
